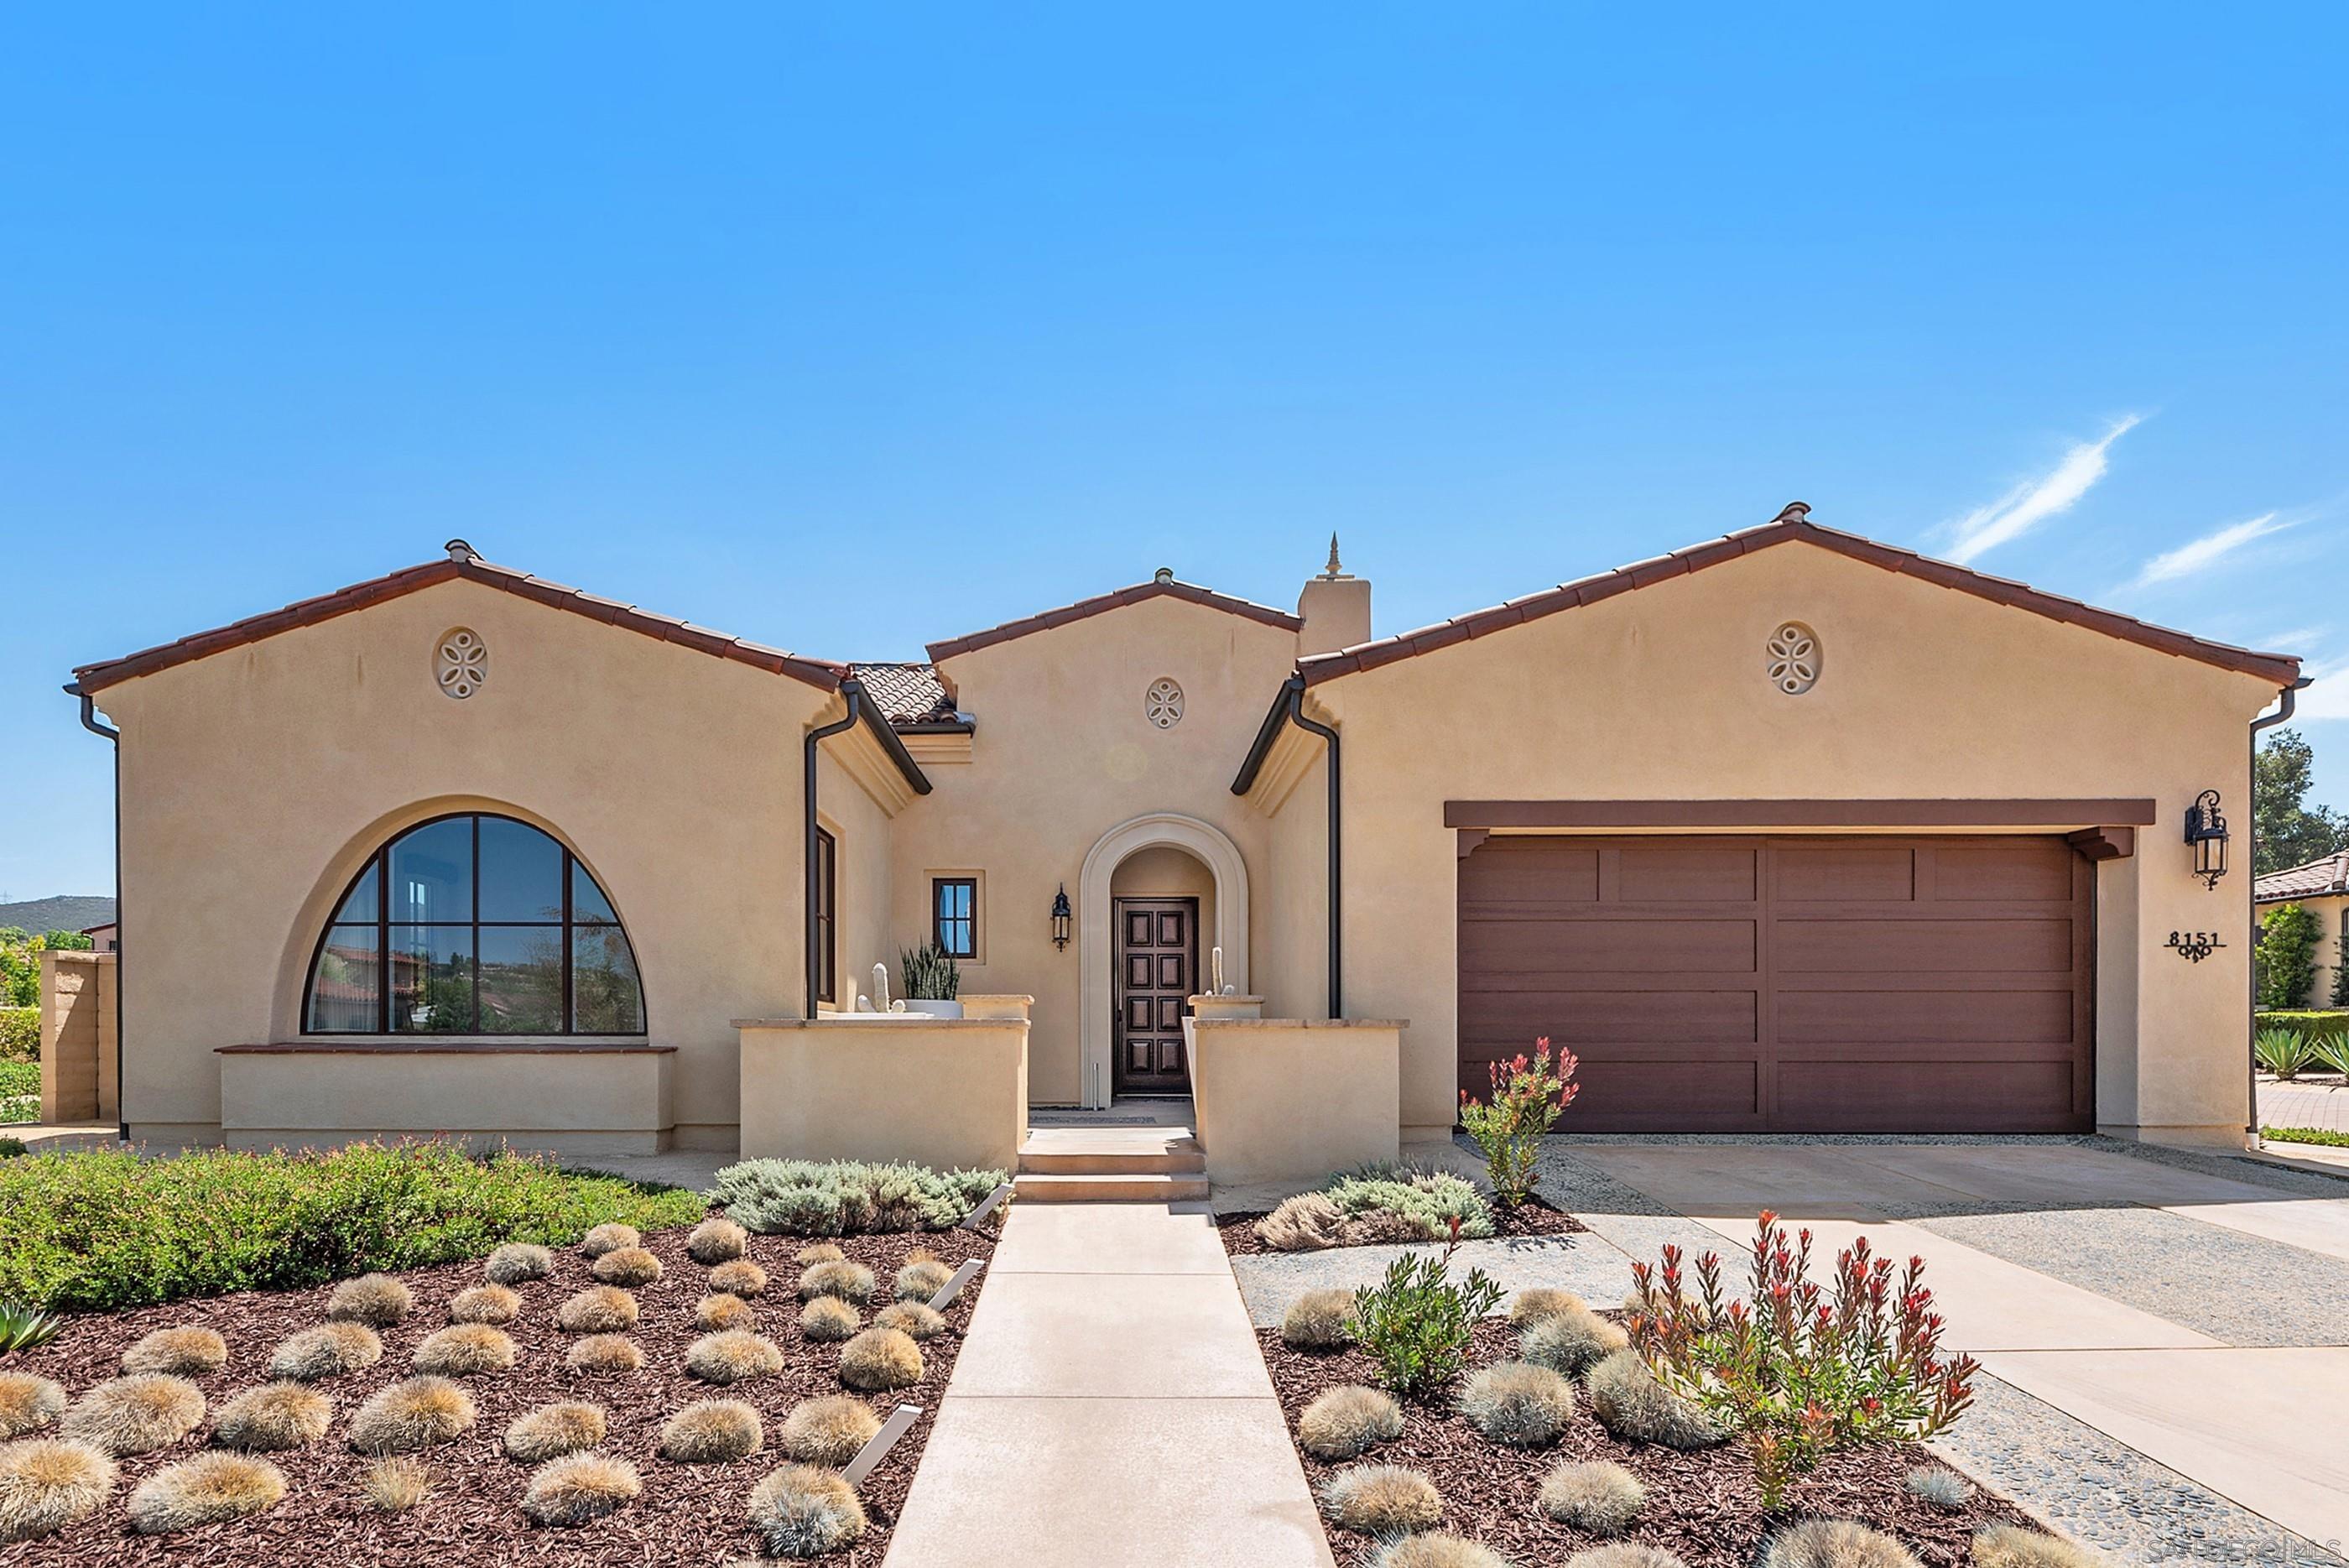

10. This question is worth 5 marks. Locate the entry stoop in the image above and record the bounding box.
[1013,1125,1209,1201]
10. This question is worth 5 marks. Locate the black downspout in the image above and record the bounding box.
[1281,680,1344,1020]
[2247,677,2313,1143]
[804,685,865,1020]
[65,684,126,1141]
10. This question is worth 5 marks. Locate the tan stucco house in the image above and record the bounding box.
[65,503,2304,1159]
[2255,852,2349,1008]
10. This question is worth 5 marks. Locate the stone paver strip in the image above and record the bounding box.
[886,1200,1331,1568]
[2261,1077,2349,1133]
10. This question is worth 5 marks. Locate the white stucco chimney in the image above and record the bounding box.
[1297,534,1371,658]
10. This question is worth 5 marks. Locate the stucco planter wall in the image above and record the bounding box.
[215,1042,676,1154]
[736,1012,1029,1173]
[1190,1017,1402,1186]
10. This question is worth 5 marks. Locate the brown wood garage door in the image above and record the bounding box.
[1457,835,2093,1133]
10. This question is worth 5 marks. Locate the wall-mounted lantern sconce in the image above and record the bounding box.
[2183,789,2228,890]
[1050,884,1072,950]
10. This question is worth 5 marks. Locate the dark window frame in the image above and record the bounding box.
[300,811,647,1036]
[931,875,978,959]
[815,826,838,1005]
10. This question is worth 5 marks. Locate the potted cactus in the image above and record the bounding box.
[897,940,963,1018]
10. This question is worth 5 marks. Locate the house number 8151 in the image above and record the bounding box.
[2164,930,2226,963]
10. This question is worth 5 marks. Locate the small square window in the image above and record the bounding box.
[931,877,977,959]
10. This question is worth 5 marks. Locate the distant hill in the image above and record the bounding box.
[0,896,116,935]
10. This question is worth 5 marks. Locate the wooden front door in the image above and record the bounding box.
[1114,897,1196,1094]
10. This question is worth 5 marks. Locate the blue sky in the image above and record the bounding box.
[4,5,2346,899]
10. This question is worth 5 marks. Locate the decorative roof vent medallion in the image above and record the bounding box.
[1766,622,1820,695]
[436,628,488,700]
[1145,677,1184,729]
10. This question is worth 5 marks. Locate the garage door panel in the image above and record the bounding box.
[1615,845,1758,902]
[1461,919,1757,974]
[1461,988,1758,1043]
[1460,841,1600,904]
[1468,1056,1762,1124]
[1774,1060,2077,1132]
[1778,987,2076,1044]
[1776,918,2075,973]
[1774,846,1914,902]
[1932,842,2076,900]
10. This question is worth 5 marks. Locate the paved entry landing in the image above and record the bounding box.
[884,1201,1332,1568]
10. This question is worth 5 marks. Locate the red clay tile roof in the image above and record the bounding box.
[1297,504,2305,689]
[925,577,1302,663]
[2256,852,2349,904]
[70,549,850,695]
[850,663,962,727]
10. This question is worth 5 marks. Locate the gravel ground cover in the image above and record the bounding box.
[3,1221,996,1565]
[1263,1315,2036,1568]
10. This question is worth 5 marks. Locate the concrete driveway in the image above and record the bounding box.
[1565,1138,2349,1561]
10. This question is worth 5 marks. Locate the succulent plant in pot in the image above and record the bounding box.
[897,941,962,1018]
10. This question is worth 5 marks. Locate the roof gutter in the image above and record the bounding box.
[1231,675,1341,1018]
[804,679,933,1020]
[63,682,127,1142]
[2247,676,2314,1143]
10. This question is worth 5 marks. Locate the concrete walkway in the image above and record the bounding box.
[2261,1074,2349,1133]
[886,1201,1332,1568]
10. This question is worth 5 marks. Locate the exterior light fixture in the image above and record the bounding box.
[1050,884,1072,950]
[2183,789,2228,890]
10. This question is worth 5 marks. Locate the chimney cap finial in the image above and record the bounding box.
[1326,533,1343,576]
[445,538,477,564]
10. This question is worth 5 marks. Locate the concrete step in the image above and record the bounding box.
[1017,1133,1205,1176]
[1012,1171,1211,1203]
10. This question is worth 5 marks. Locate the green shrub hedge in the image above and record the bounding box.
[0,1007,38,1060]
[0,1139,706,1313]
[2257,1010,2349,1042]
[712,1159,1004,1235]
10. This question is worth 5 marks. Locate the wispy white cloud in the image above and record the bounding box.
[2297,655,2349,722]
[2261,623,2333,653]
[1946,414,2142,564]
[2128,512,2296,589]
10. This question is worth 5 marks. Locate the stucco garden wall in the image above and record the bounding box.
[737,1014,1029,1172]
[1190,1017,1399,1185]
[1292,541,2279,1146]
[97,576,831,1147]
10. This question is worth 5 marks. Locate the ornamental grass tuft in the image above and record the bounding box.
[519,1451,640,1527]
[1282,1288,1357,1349]
[687,1330,786,1385]
[1905,1465,1971,1511]
[660,1399,764,1463]
[326,1272,414,1327]
[450,1284,523,1324]
[361,1456,431,1513]
[566,1335,643,1374]
[698,1293,758,1331]
[1566,1548,1690,1568]
[778,1395,880,1465]
[1508,1287,1586,1327]
[838,1326,923,1391]
[688,1217,749,1264]
[711,1258,768,1297]
[747,1462,867,1558]
[0,1373,65,1440]
[1519,1309,1628,1379]
[348,1376,477,1454]
[1318,1463,1443,1536]
[270,1321,382,1382]
[894,1252,954,1302]
[412,1323,518,1377]
[1459,1361,1576,1448]
[1538,1461,1645,1534]
[1296,1383,1404,1460]
[794,1242,844,1265]
[1971,1525,2104,1568]
[797,1259,877,1305]
[0,1437,115,1542]
[874,1300,945,1340]
[211,1383,332,1451]
[591,1245,663,1287]
[128,1451,285,1534]
[122,1326,228,1377]
[1254,1192,1346,1250]
[557,1285,640,1333]
[799,1296,861,1342]
[1763,1520,1921,1568]
[1371,1533,1515,1568]
[484,1242,555,1285]
[60,1373,206,1456]
[503,1401,607,1463]
[580,1222,641,1258]
[1585,1349,1725,1451]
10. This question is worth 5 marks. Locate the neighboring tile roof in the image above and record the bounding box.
[1296,503,2305,688]
[850,662,963,727]
[70,544,850,695]
[2256,852,2349,904]
[925,576,1302,663]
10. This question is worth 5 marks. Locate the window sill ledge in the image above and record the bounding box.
[219,1039,672,1055]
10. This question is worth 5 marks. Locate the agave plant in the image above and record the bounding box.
[899,940,961,1001]
[0,1299,63,1352]
[2254,1028,2320,1081]
[2312,1033,2349,1078]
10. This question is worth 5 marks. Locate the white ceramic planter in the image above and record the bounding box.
[896,998,965,1019]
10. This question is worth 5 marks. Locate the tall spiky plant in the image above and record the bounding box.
[898,941,960,1001]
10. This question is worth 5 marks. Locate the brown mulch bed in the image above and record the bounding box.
[4,1222,997,1565]
[1261,1317,2037,1568]
[1217,1197,1585,1256]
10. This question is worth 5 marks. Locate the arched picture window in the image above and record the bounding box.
[305,814,645,1035]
